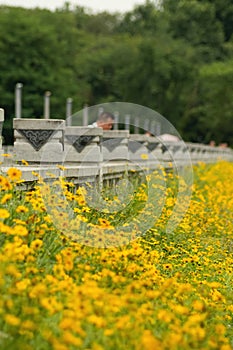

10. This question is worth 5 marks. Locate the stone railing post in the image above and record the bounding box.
[44,91,51,119]
[13,118,65,164]
[128,134,150,174]
[66,98,73,126]
[64,126,103,185]
[15,83,23,119]
[102,130,129,161]
[145,135,164,170]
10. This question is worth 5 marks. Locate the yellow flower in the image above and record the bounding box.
[141,153,149,160]
[7,167,22,181]
[62,331,82,346]
[6,265,21,278]
[20,320,36,330]
[1,193,12,204]
[13,225,28,236]
[30,239,43,250]
[56,164,66,171]
[16,205,29,213]
[163,263,173,270]
[2,180,13,191]
[87,315,106,328]
[215,324,226,335]
[21,159,29,166]
[5,314,20,326]
[98,218,114,229]
[192,300,205,312]
[13,219,26,225]
[104,329,114,336]
[1,153,12,157]
[16,279,31,291]
[0,208,10,219]
[141,330,162,350]
[157,309,173,323]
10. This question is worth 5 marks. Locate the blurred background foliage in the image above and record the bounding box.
[0,0,232,145]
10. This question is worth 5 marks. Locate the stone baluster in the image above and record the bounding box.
[64,126,103,185]
[13,118,65,164]
[128,134,149,172]
[102,130,129,161]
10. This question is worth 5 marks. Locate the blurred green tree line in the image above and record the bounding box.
[0,0,232,145]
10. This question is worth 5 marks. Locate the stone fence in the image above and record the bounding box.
[1,116,233,188]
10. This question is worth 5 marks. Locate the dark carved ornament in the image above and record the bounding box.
[17,129,55,151]
[102,138,123,152]
[146,142,160,151]
[128,140,145,153]
[65,135,95,153]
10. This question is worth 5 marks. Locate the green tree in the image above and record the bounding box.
[181,60,233,145]
[161,0,225,61]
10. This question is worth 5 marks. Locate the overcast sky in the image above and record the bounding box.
[0,0,146,13]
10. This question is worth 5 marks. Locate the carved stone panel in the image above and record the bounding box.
[17,129,55,151]
[65,135,95,153]
[102,138,123,152]
[147,142,160,151]
[128,141,145,153]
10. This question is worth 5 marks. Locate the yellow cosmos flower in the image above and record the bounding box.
[13,225,28,236]
[56,164,66,171]
[7,167,22,181]
[1,153,12,157]
[0,176,12,190]
[141,330,162,350]
[13,219,26,225]
[98,218,114,229]
[1,193,12,204]
[30,239,43,250]
[62,331,82,347]
[141,153,149,160]
[21,159,29,166]
[16,205,29,213]
[5,314,20,326]
[20,320,36,331]
[0,208,10,219]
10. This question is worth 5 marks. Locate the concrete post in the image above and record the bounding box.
[98,107,104,117]
[0,108,4,133]
[134,117,139,134]
[155,122,161,136]
[44,91,51,119]
[66,98,73,126]
[113,111,119,130]
[125,114,130,131]
[144,119,149,133]
[83,104,89,126]
[15,83,23,119]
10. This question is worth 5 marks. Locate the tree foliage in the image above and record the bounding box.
[0,0,232,146]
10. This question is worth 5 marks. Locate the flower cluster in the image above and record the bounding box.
[0,161,233,350]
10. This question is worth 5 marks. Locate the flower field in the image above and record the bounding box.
[0,161,233,350]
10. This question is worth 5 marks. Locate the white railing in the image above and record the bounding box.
[1,115,233,188]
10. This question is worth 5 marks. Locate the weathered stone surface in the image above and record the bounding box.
[102,130,129,161]
[128,134,149,161]
[64,127,103,163]
[13,119,65,163]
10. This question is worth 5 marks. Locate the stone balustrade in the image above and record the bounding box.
[0,117,232,188]
[64,126,103,165]
[13,118,65,164]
